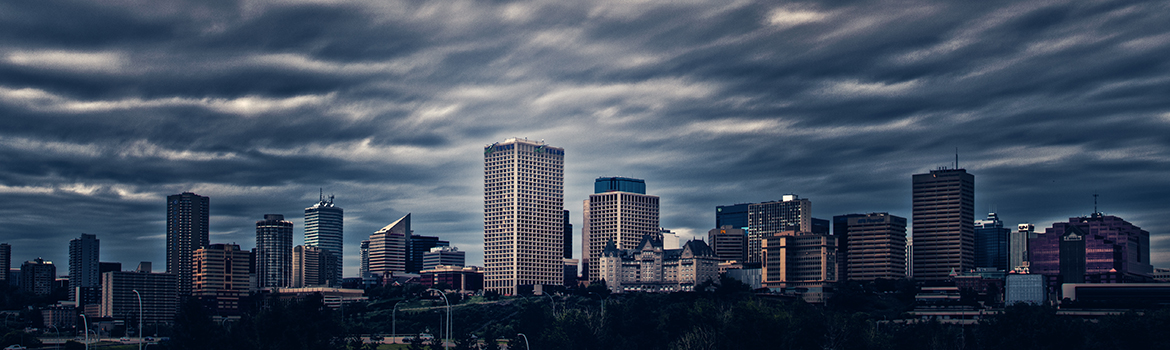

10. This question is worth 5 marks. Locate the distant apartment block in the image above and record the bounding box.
[166,192,209,296]
[21,258,56,296]
[101,270,179,325]
[69,233,100,303]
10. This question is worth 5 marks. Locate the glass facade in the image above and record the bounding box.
[974,213,1009,270]
[594,177,646,194]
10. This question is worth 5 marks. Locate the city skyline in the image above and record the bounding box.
[1,0,1169,276]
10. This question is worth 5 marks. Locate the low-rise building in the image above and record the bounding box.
[597,237,720,293]
[100,270,179,325]
[419,266,484,293]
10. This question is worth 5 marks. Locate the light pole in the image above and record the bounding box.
[80,314,88,350]
[392,299,409,344]
[133,289,143,350]
[587,292,607,320]
[425,288,450,350]
[516,333,530,350]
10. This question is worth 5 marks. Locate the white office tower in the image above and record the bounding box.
[581,177,660,282]
[305,193,343,285]
[483,138,565,295]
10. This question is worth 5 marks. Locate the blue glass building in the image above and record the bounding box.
[974,212,1009,270]
[594,177,646,194]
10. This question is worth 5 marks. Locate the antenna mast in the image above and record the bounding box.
[955,147,959,169]
[319,188,324,202]
[1093,193,1099,214]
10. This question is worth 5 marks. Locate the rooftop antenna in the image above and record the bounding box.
[955,147,959,169]
[319,188,324,202]
[1093,193,1099,214]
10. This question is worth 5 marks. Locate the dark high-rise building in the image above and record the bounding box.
[715,203,750,230]
[911,168,974,281]
[708,226,747,262]
[593,177,645,194]
[69,233,100,303]
[0,243,10,286]
[811,218,830,235]
[974,213,1009,271]
[167,192,209,296]
[21,258,56,296]
[746,195,812,264]
[1030,213,1152,288]
[409,235,450,273]
[563,210,573,259]
[305,194,343,285]
[833,213,907,281]
[256,214,293,288]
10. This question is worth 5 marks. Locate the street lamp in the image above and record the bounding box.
[516,333,530,350]
[392,299,408,344]
[80,314,88,350]
[425,288,450,350]
[133,289,143,350]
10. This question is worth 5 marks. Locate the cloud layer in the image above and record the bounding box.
[2,0,1169,275]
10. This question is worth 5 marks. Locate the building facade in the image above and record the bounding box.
[193,243,251,315]
[256,214,293,288]
[305,194,343,286]
[483,138,565,295]
[420,265,484,293]
[1030,213,1152,292]
[69,233,100,303]
[166,192,209,296]
[101,271,179,325]
[293,245,338,288]
[761,232,838,289]
[746,195,813,264]
[409,235,451,273]
[911,168,975,281]
[708,226,747,262]
[0,243,9,286]
[974,213,1009,271]
[582,177,660,282]
[20,258,56,295]
[715,203,750,230]
[597,237,720,293]
[367,215,409,276]
[833,213,907,281]
[422,246,465,270]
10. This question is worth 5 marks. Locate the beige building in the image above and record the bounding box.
[101,270,179,325]
[367,215,409,276]
[597,237,720,293]
[193,243,251,315]
[293,245,337,287]
[762,231,837,289]
[834,213,907,281]
[582,177,659,282]
[483,138,565,295]
[747,195,813,264]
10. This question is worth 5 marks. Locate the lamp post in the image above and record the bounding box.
[392,299,408,344]
[516,333,530,350]
[80,314,88,350]
[425,288,450,350]
[133,289,143,350]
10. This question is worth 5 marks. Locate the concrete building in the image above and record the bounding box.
[597,237,720,293]
[1030,213,1152,293]
[166,192,209,296]
[975,213,1009,271]
[101,270,179,325]
[420,265,484,293]
[69,233,100,303]
[747,195,813,264]
[1005,273,1046,305]
[708,226,747,262]
[367,215,409,276]
[1010,223,1036,271]
[582,176,660,282]
[21,258,56,296]
[293,245,337,287]
[483,138,565,295]
[833,213,907,281]
[761,232,838,290]
[193,243,251,315]
[911,168,975,281]
[305,193,343,286]
[408,234,450,274]
[422,246,465,270]
[256,214,293,288]
[359,240,370,278]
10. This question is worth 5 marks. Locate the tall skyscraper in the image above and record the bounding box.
[255,214,293,288]
[974,213,1009,271]
[367,214,409,276]
[21,258,56,296]
[483,138,565,295]
[911,168,974,280]
[0,243,9,286]
[833,213,907,281]
[305,193,343,285]
[167,192,209,296]
[581,177,659,282]
[1009,223,1035,270]
[359,240,371,278]
[746,195,812,264]
[69,233,100,303]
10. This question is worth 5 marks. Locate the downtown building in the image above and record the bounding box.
[833,213,907,281]
[366,214,410,277]
[305,194,343,286]
[20,258,56,296]
[167,192,210,296]
[708,226,747,262]
[581,177,660,282]
[746,195,815,264]
[422,246,465,271]
[101,267,179,325]
[1029,212,1153,293]
[69,233,100,304]
[597,237,720,293]
[761,232,838,296]
[293,245,338,287]
[256,214,293,288]
[974,213,1009,271]
[483,138,565,295]
[1010,223,1036,271]
[0,243,9,286]
[193,243,251,316]
[911,168,975,281]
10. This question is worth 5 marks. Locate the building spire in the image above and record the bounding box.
[1093,193,1099,215]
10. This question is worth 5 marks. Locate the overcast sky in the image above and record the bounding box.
[2,0,1169,277]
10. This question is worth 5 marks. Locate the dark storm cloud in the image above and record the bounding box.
[2,0,1170,274]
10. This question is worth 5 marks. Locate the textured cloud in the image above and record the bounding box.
[1,0,1169,275]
